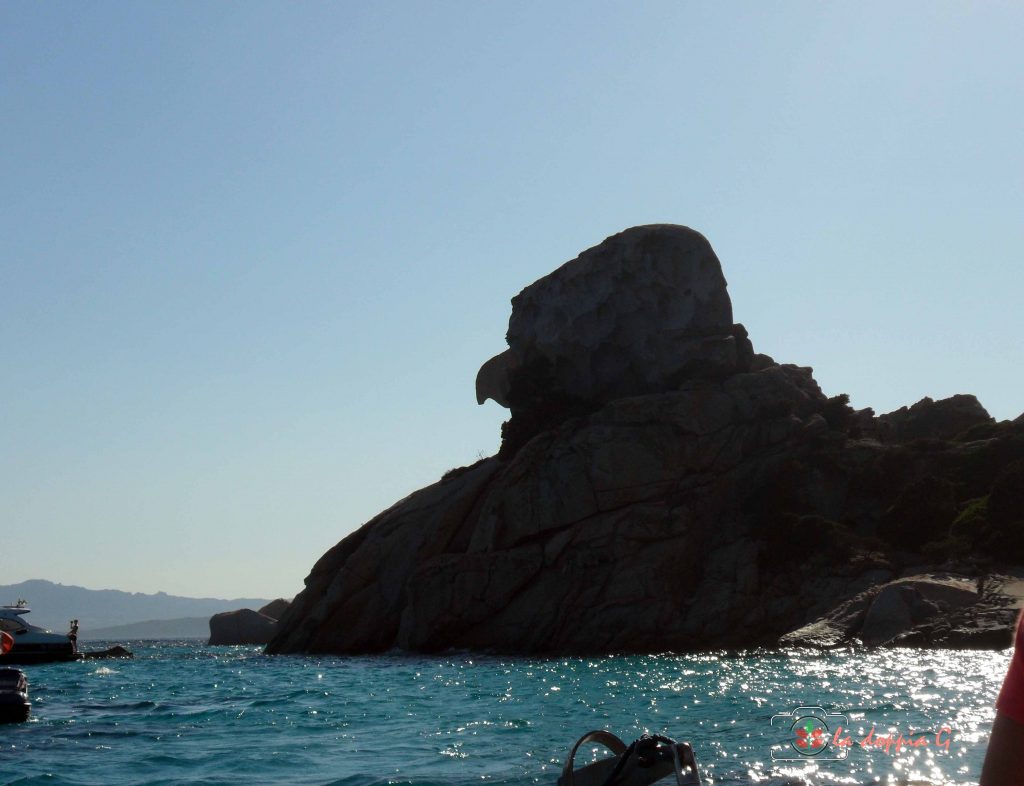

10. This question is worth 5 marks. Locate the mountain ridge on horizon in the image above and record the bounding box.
[1,579,282,634]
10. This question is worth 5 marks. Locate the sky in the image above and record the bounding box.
[2,1,1021,600]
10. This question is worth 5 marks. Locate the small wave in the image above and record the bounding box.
[74,700,158,711]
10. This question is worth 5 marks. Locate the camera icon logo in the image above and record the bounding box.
[771,706,850,760]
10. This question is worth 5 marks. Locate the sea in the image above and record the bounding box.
[0,641,1007,786]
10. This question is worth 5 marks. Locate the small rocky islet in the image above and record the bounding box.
[265,224,1024,656]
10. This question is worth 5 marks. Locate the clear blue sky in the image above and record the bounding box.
[2,2,1021,599]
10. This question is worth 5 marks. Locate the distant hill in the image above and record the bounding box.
[0,580,274,635]
[83,616,213,641]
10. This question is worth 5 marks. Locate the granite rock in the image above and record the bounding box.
[478,225,745,413]
[877,395,993,443]
[268,225,1024,656]
[258,599,291,621]
[780,573,1021,649]
[270,363,869,655]
[209,608,279,646]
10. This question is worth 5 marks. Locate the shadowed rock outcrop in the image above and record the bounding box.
[475,225,754,457]
[210,609,278,646]
[876,395,992,443]
[209,599,290,646]
[268,225,1024,656]
[780,573,1023,649]
[83,645,134,659]
[258,599,291,621]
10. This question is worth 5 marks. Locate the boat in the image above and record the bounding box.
[0,668,30,723]
[0,601,81,664]
[558,730,701,786]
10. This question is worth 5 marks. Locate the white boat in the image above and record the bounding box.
[0,601,81,664]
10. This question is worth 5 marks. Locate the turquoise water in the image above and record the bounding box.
[0,641,1007,786]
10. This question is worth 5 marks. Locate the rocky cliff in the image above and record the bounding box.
[268,225,1024,655]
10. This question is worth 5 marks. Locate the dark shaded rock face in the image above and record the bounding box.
[475,226,754,456]
[505,225,739,398]
[83,645,134,660]
[780,574,1020,649]
[258,599,290,621]
[269,225,1024,656]
[209,609,278,646]
[876,395,992,443]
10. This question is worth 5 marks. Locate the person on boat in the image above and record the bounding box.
[981,611,1024,784]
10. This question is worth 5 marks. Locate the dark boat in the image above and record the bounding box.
[558,730,701,786]
[0,668,30,723]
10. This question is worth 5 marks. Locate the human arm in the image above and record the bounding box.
[981,711,1024,786]
[982,612,1024,786]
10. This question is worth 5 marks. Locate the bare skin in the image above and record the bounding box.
[981,711,1024,786]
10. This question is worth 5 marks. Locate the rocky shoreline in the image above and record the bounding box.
[780,571,1023,650]
[268,225,1024,656]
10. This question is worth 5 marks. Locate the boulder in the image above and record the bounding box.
[83,645,134,659]
[859,576,978,645]
[209,608,278,646]
[477,225,746,413]
[779,574,1022,649]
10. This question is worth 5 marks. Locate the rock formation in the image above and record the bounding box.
[83,645,134,659]
[477,225,745,407]
[209,599,290,646]
[268,225,1024,656]
[780,573,1022,649]
[258,599,291,621]
[875,394,992,443]
[475,225,755,457]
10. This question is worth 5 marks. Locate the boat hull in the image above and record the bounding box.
[0,645,81,665]
[0,698,30,723]
[0,668,31,723]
